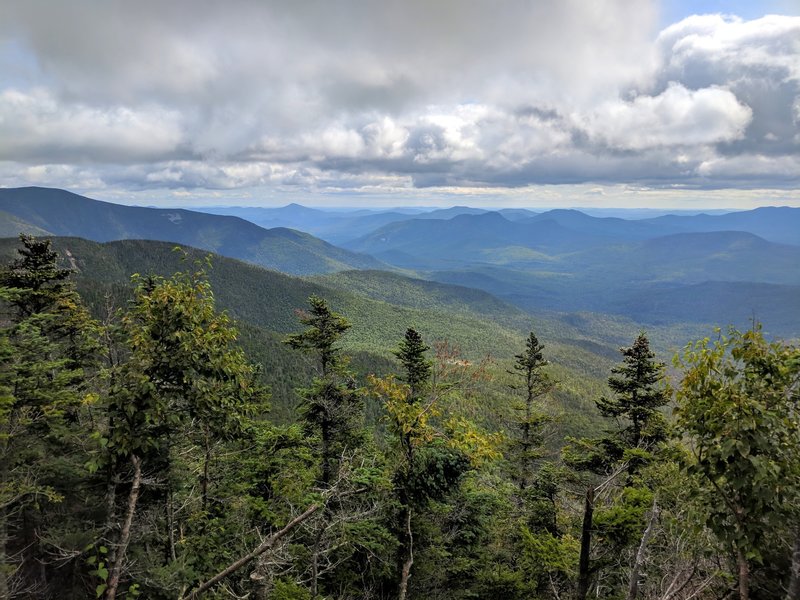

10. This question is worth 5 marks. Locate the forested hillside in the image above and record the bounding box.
[343,211,800,337]
[2,234,798,600]
[0,236,622,427]
[0,187,385,275]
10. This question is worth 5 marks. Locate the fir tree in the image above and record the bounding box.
[0,236,100,598]
[509,331,554,491]
[596,333,668,449]
[285,295,363,487]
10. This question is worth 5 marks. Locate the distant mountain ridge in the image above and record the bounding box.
[340,209,800,337]
[349,206,800,261]
[195,202,800,247]
[643,206,800,246]
[0,187,385,275]
[196,203,539,245]
[2,186,797,336]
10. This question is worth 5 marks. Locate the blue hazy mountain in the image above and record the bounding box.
[194,204,508,244]
[643,206,800,245]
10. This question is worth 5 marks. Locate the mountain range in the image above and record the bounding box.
[1,186,797,338]
[0,187,384,275]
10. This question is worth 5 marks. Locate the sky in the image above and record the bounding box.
[0,0,798,209]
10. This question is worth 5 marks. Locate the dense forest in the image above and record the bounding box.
[1,234,799,600]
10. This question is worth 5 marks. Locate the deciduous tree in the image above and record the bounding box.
[675,327,800,600]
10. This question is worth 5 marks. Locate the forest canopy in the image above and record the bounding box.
[1,235,798,600]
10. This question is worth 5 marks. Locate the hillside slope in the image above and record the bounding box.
[1,236,648,430]
[0,187,385,275]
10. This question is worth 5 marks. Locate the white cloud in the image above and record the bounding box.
[362,118,410,159]
[581,83,752,150]
[657,14,800,82]
[0,89,184,162]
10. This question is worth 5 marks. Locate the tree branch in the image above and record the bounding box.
[180,503,320,599]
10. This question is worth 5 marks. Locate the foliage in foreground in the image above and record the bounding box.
[0,235,798,600]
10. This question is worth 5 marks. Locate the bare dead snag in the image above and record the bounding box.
[398,506,413,600]
[627,497,659,600]
[576,486,595,600]
[105,454,142,600]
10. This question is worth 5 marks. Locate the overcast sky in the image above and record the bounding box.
[0,0,798,208]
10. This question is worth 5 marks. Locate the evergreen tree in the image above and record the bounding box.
[565,333,668,600]
[509,331,554,491]
[394,328,432,401]
[285,295,363,487]
[371,333,496,600]
[393,328,432,600]
[284,296,367,599]
[0,235,73,319]
[0,236,100,599]
[596,333,668,449]
[102,264,267,600]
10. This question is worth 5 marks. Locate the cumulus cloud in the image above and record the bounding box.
[0,1,797,196]
[0,89,185,162]
[581,83,752,150]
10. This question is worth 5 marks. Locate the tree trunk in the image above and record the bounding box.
[104,461,119,570]
[167,491,177,562]
[576,486,595,600]
[201,425,211,511]
[627,498,659,600]
[786,530,800,600]
[105,454,142,600]
[181,503,320,599]
[311,524,323,599]
[520,373,532,491]
[398,505,413,600]
[0,431,11,599]
[736,548,750,600]
[0,504,8,600]
[321,417,331,486]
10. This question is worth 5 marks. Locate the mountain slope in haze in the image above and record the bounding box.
[567,231,800,286]
[0,187,385,275]
[0,209,53,237]
[309,269,534,332]
[345,212,615,267]
[0,236,527,360]
[645,206,800,245]
[522,209,670,240]
[348,206,800,269]
[196,204,515,245]
[199,202,800,249]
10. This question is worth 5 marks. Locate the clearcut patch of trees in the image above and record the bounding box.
[1,235,799,600]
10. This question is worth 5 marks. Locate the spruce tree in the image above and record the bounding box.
[0,235,72,319]
[566,333,668,600]
[596,333,667,449]
[0,236,100,598]
[394,327,432,401]
[285,295,362,487]
[509,331,553,491]
[103,265,266,600]
[284,297,372,598]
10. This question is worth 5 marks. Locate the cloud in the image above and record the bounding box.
[0,89,185,162]
[653,14,800,156]
[0,2,797,196]
[580,83,752,150]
